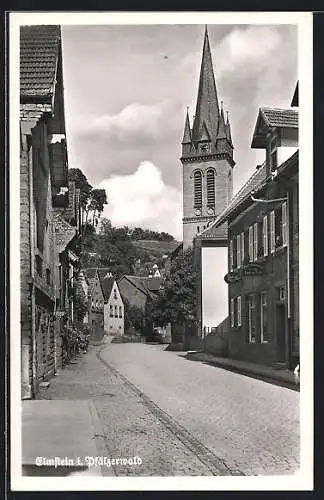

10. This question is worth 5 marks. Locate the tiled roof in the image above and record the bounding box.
[100,277,115,302]
[142,277,163,292]
[20,25,60,100]
[120,276,163,297]
[54,213,76,254]
[198,220,228,240]
[83,268,97,281]
[260,107,298,128]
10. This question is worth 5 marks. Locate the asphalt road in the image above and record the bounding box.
[99,342,300,476]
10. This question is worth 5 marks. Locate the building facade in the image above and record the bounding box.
[83,268,105,339]
[20,25,70,398]
[101,277,124,336]
[206,103,299,368]
[181,27,234,250]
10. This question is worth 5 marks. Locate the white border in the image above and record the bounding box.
[10,11,313,492]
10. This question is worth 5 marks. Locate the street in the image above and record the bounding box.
[38,342,299,476]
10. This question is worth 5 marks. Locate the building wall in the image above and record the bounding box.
[182,158,232,249]
[225,162,298,367]
[89,273,104,339]
[202,246,228,328]
[104,282,124,335]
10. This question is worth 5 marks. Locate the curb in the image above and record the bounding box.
[186,354,300,392]
[87,400,116,476]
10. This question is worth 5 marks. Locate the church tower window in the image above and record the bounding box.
[194,171,202,208]
[206,169,216,207]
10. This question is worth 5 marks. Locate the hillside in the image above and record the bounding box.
[133,239,181,259]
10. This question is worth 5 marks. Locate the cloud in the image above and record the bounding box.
[98,161,182,240]
[77,99,176,144]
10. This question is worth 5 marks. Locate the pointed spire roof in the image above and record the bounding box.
[225,111,233,146]
[182,107,192,144]
[217,101,227,139]
[191,26,220,143]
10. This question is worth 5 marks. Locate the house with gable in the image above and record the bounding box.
[100,276,124,336]
[20,25,72,398]
[194,84,299,369]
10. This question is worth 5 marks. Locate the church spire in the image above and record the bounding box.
[191,25,220,144]
[225,110,233,146]
[182,107,191,144]
[217,101,227,139]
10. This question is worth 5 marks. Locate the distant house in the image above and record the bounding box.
[83,268,105,339]
[118,275,163,338]
[100,277,124,336]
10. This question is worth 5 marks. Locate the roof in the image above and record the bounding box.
[201,150,298,234]
[83,268,98,281]
[20,25,60,101]
[261,107,298,128]
[119,275,163,298]
[291,82,298,107]
[197,220,228,240]
[252,107,298,148]
[53,213,76,254]
[100,277,115,302]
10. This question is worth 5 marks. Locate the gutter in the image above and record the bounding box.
[28,143,37,397]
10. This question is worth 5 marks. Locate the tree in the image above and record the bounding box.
[123,298,145,335]
[147,248,197,338]
[88,188,108,227]
[68,168,93,210]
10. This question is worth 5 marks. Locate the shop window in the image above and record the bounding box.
[260,292,269,343]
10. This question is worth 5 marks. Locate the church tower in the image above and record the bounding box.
[181,26,235,249]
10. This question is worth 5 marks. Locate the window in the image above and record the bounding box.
[248,226,253,262]
[253,223,258,262]
[237,296,242,327]
[282,202,287,247]
[206,169,215,207]
[194,171,202,208]
[241,232,245,264]
[278,286,285,301]
[110,305,113,317]
[236,235,241,268]
[260,292,269,343]
[114,305,118,317]
[197,226,200,233]
[119,306,122,318]
[230,298,235,328]
[229,240,234,271]
[270,211,275,254]
[263,215,268,257]
[46,268,51,285]
[248,294,257,343]
[114,289,117,300]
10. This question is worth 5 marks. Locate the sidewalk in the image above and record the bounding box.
[185,351,299,391]
[21,351,115,477]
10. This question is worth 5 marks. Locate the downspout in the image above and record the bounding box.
[28,144,37,397]
[286,190,292,367]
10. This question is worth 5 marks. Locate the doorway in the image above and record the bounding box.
[276,303,287,362]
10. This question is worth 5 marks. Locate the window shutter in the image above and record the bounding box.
[206,169,215,207]
[282,202,287,246]
[230,298,234,327]
[237,296,242,326]
[263,215,268,257]
[194,171,202,207]
[241,232,245,264]
[270,211,275,253]
[248,226,253,262]
[237,235,241,268]
[253,223,258,261]
[229,240,234,270]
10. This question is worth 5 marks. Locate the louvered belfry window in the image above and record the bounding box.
[194,171,202,208]
[206,169,215,207]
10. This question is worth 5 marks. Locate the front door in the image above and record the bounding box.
[276,303,287,362]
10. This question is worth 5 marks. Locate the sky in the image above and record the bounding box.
[61,23,298,241]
